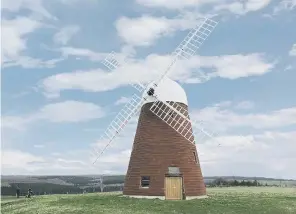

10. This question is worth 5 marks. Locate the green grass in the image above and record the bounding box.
[1,187,296,214]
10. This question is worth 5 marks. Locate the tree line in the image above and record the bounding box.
[208,178,276,187]
[1,183,124,196]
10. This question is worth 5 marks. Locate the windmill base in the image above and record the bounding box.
[122,195,208,200]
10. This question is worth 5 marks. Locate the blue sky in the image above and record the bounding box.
[1,0,296,178]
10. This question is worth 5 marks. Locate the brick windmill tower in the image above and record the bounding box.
[92,17,218,200]
[122,77,207,200]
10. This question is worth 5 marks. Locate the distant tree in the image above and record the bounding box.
[213,178,227,187]
[233,180,239,186]
[253,180,259,186]
[245,181,252,186]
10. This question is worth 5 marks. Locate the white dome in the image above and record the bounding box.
[143,77,188,105]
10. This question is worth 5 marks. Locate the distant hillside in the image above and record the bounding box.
[1,175,295,196]
[1,175,124,187]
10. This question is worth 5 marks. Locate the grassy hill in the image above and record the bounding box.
[1,187,296,214]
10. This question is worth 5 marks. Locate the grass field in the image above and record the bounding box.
[1,187,296,214]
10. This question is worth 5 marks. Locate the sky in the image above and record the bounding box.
[1,0,296,179]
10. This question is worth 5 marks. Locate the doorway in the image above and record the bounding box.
[165,176,183,200]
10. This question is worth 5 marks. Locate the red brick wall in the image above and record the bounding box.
[123,102,206,197]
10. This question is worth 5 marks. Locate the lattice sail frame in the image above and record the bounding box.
[92,94,147,164]
[154,17,218,85]
[102,51,147,93]
[92,17,219,164]
[99,17,218,137]
[150,100,216,144]
[101,17,218,94]
[146,17,218,144]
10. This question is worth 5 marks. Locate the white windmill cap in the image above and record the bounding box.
[143,76,188,105]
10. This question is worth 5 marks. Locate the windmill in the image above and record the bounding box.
[92,17,218,200]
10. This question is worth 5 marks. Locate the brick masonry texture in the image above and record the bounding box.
[123,102,206,197]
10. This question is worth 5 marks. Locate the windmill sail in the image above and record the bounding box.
[102,17,218,94]
[92,94,147,164]
[93,16,219,162]
[144,17,218,144]
[150,100,216,144]
[154,17,218,86]
[102,51,147,93]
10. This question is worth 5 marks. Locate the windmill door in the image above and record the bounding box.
[165,176,183,200]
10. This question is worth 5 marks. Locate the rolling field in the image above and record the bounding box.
[1,187,296,214]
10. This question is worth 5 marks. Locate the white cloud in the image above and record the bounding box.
[2,56,64,69]
[2,100,296,178]
[136,0,272,15]
[2,0,294,179]
[1,149,85,175]
[1,150,45,170]
[115,15,198,47]
[59,0,97,6]
[234,101,254,110]
[274,0,296,13]
[116,16,169,47]
[1,101,106,130]
[185,53,275,81]
[34,144,45,148]
[115,97,131,105]
[209,100,255,110]
[1,0,93,68]
[284,65,293,71]
[214,0,272,15]
[191,102,296,133]
[245,0,272,11]
[1,0,54,19]
[115,11,215,49]
[1,16,63,69]
[89,101,296,179]
[40,52,274,97]
[1,148,130,175]
[53,25,80,45]
[1,17,41,64]
[285,0,296,8]
[136,0,219,10]
[112,2,273,57]
[41,69,124,98]
[59,47,107,61]
[38,101,105,123]
[289,44,296,56]
[91,116,139,161]
[1,116,34,131]
[3,130,295,178]
[199,131,296,178]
